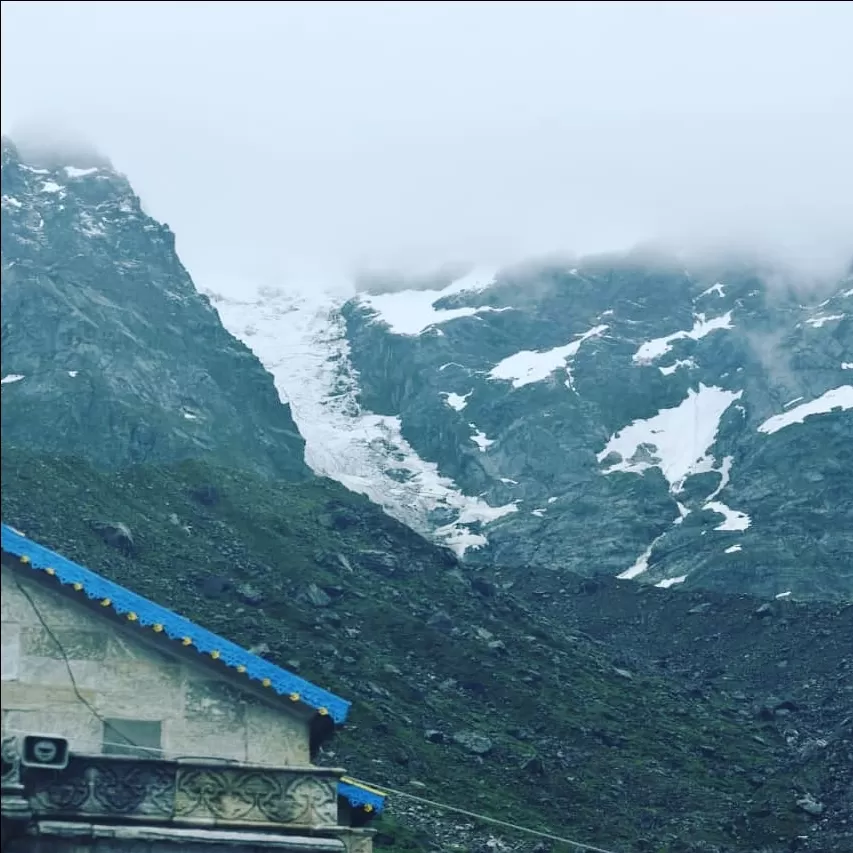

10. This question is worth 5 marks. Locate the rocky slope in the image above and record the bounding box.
[1,137,307,479]
[214,258,853,600]
[3,448,851,853]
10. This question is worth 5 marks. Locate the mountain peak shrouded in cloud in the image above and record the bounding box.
[2,1,852,294]
[3,120,114,171]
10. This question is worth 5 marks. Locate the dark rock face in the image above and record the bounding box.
[338,258,853,600]
[1,137,307,480]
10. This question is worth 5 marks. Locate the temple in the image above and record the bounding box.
[0,523,385,852]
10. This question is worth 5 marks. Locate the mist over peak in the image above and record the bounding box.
[3,2,850,298]
[4,120,113,171]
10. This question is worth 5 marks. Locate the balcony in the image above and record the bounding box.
[22,753,345,830]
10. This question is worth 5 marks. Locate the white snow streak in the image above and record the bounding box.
[757,386,853,434]
[469,425,494,452]
[443,391,471,411]
[489,325,608,389]
[704,500,751,531]
[40,181,63,193]
[357,266,505,336]
[212,286,517,556]
[806,313,845,328]
[659,358,696,376]
[618,501,693,581]
[725,544,742,554]
[656,575,687,588]
[64,166,99,178]
[842,363,853,370]
[619,542,655,580]
[698,282,725,298]
[1,374,25,385]
[598,384,742,492]
[633,312,733,364]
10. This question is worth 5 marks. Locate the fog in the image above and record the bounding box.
[2,1,852,294]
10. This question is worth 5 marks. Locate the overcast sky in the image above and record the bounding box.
[2,1,852,293]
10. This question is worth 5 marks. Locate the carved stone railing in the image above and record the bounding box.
[22,754,344,829]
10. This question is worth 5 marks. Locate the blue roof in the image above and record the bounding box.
[0,523,351,724]
[339,779,387,814]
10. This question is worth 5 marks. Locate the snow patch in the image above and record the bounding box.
[806,313,845,328]
[489,325,608,389]
[499,477,518,485]
[2,196,22,208]
[725,544,742,554]
[656,575,687,589]
[619,500,694,580]
[531,509,546,518]
[443,391,471,411]
[659,358,696,376]
[698,282,725,298]
[64,166,99,178]
[357,266,505,335]
[843,363,853,370]
[775,590,792,599]
[619,542,655,580]
[67,370,78,378]
[598,385,742,492]
[704,500,751,531]
[784,396,804,409]
[212,286,516,555]
[469,425,494,452]
[1,374,25,385]
[704,456,733,501]
[40,181,63,193]
[757,386,853,434]
[633,312,733,363]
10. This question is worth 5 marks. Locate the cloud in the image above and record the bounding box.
[4,119,110,169]
[2,1,852,292]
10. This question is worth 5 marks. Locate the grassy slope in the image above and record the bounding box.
[1,445,824,852]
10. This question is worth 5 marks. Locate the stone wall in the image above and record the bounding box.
[6,822,350,852]
[1,565,311,766]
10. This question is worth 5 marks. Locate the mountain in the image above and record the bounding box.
[2,137,852,853]
[212,258,853,601]
[1,137,307,480]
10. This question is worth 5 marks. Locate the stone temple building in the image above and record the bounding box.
[0,523,385,852]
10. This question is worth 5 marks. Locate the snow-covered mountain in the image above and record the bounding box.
[211,258,853,600]
[3,131,848,601]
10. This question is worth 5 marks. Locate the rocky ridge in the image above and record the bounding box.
[1,137,307,479]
